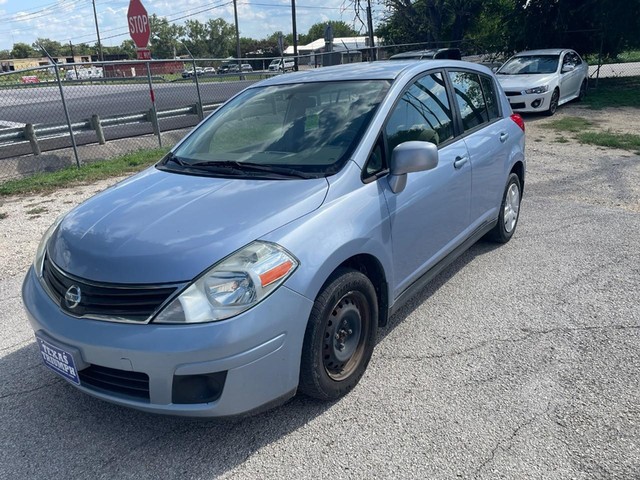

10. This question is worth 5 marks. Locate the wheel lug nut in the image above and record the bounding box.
[347,329,352,335]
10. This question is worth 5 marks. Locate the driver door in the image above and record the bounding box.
[381,71,471,298]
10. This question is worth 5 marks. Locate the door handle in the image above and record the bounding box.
[500,132,509,143]
[453,155,468,169]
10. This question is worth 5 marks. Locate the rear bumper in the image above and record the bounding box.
[22,267,313,417]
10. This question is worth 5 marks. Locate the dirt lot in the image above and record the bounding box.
[1,106,638,479]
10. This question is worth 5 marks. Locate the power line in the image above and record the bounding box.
[0,0,90,26]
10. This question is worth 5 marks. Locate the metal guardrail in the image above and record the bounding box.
[0,102,222,154]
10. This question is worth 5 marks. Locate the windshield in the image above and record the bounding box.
[164,80,391,178]
[269,60,280,66]
[498,55,560,75]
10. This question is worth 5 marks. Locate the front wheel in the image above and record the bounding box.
[577,80,587,101]
[486,173,522,243]
[545,89,560,116]
[299,269,378,401]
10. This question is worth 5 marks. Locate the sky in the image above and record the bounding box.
[0,0,387,52]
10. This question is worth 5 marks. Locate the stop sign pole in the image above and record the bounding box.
[127,0,161,146]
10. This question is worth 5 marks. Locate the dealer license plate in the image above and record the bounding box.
[36,335,81,385]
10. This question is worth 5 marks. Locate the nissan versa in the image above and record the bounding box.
[23,61,525,417]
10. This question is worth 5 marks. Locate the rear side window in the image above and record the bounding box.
[480,75,500,120]
[448,71,489,131]
[385,71,454,157]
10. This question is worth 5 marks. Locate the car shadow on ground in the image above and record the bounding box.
[1,239,499,479]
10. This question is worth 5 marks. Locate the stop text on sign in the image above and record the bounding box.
[129,15,148,35]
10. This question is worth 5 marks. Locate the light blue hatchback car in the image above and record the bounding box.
[23,60,525,417]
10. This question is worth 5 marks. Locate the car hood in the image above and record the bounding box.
[48,167,328,284]
[496,73,556,91]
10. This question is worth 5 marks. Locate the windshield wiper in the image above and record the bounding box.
[162,151,188,167]
[189,160,314,179]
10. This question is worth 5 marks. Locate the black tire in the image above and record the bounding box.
[545,89,560,116]
[299,268,378,401]
[577,79,587,101]
[486,173,522,243]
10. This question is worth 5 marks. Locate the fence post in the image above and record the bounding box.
[53,60,81,168]
[90,114,106,145]
[192,58,204,121]
[146,62,162,147]
[24,123,41,156]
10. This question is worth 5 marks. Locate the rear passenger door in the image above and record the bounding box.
[379,71,472,297]
[448,70,508,226]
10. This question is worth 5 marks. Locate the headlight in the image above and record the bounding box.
[154,241,298,324]
[525,85,549,94]
[33,214,66,277]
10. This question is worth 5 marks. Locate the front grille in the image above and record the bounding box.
[42,255,178,322]
[79,364,150,401]
[510,102,526,109]
[505,91,521,97]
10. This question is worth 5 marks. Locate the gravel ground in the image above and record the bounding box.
[1,106,638,479]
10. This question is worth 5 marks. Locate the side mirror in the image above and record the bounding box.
[491,66,499,73]
[561,64,575,73]
[388,141,439,194]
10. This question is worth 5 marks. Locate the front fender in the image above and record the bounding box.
[261,175,394,311]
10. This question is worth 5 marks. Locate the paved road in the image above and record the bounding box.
[0,80,255,160]
[1,122,638,478]
[0,80,256,125]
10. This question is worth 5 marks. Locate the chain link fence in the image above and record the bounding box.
[0,59,275,181]
[1,42,638,182]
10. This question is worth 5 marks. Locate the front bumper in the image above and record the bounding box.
[504,89,553,113]
[22,267,313,417]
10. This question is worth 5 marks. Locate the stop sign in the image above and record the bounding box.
[127,0,150,49]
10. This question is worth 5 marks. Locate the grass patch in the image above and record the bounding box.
[0,147,168,196]
[576,130,640,152]
[543,116,595,133]
[554,136,569,143]
[26,206,48,215]
[585,77,640,109]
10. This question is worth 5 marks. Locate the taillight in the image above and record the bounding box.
[510,113,525,132]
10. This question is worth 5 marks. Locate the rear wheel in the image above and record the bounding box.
[487,173,522,243]
[299,269,378,401]
[545,89,560,116]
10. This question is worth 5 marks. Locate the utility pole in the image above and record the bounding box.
[291,0,299,71]
[69,41,79,79]
[92,0,104,62]
[366,0,375,61]
[233,0,241,70]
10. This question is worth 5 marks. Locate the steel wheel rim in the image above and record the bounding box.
[322,291,370,381]
[503,183,520,233]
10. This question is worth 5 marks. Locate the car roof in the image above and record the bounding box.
[514,48,571,56]
[256,60,492,86]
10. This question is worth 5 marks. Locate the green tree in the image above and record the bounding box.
[301,21,358,44]
[150,14,185,59]
[11,42,38,58]
[32,38,65,56]
[206,18,236,57]
[119,40,137,59]
[0,49,11,60]
[183,19,210,57]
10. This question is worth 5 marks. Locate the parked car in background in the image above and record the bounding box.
[203,67,215,74]
[268,58,295,72]
[23,60,525,418]
[495,48,588,115]
[388,48,462,61]
[228,63,254,73]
